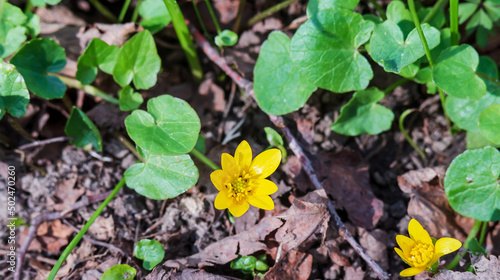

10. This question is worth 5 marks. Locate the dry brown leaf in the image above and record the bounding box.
[53,167,83,211]
[87,215,115,240]
[263,250,313,280]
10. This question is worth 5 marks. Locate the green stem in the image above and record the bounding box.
[450,0,459,46]
[54,74,119,105]
[204,0,221,34]
[438,88,452,130]
[24,0,32,13]
[118,0,132,23]
[476,71,500,86]
[112,131,145,162]
[446,220,483,270]
[383,78,409,95]
[190,148,220,171]
[399,109,426,159]
[422,0,448,24]
[368,0,387,21]
[47,178,126,280]
[479,222,488,246]
[131,0,142,22]
[163,0,203,83]
[246,0,299,27]
[232,0,246,32]
[191,0,211,41]
[7,115,35,142]
[407,0,434,68]
[88,0,118,22]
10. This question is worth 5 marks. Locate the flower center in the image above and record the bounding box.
[227,177,251,202]
[409,242,434,267]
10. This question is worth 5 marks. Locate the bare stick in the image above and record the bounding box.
[190,26,390,280]
[17,136,74,150]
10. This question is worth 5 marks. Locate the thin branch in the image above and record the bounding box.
[189,25,390,280]
[17,136,74,150]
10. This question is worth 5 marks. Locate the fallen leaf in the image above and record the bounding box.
[264,250,313,280]
[53,166,83,211]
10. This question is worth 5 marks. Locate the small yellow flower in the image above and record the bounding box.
[210,140,281,217]
[395,219,462,277]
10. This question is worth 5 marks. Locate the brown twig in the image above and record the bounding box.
[17,136,74,150]
[190,25,390,280]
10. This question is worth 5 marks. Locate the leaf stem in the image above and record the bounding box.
[422,0,448,24]
[446,220,482,270]
[88,0,118,22]
[407,0,434,68]
[204,0,221,34]
[131,0,142,23]
[191,0,212,41]
[118,0,132,23]
[190,147,220,171]
[479,221,488,246]
[246,0,299,27]
[476,71,500,86]
[450,0,459,46]
[368,0,387,21]
[47,177,126,280]
[24,0,32,13]
[7,115,35,142]
[232,0,246,32]
[112,131,145,162]
[54,74,120,105]
[383,78,409,95]
[163,0,203,83]
[438,88,452,130]
[399,109,426,159]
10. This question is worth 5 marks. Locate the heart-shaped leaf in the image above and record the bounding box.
[10,38,67,99]
[444,147,500,221]
[306,0,359,18]
[331,88,394,136]
[139,0,171,34]
[478,104,500,145]
[368,21,440,73]
[133,239,165,270]
[125,147,198,200]
[290,8,374,93]
[76,38,119,85]
[125,95,200,155]
[25,12,41,37]
[65,107,102,151]
[254,31,316,115]
[101,264,136,280]
[466,130,500,150]
[433,44,486,100]
[113,30,161,90]
[0,3,27,58]
[386,0,414,36]
[118,86,143,111]
[0,60,29,120]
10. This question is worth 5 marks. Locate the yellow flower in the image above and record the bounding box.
[395,219,462,277]
[210,140,281,217]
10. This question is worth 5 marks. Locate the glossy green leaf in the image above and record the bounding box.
[290,8,374,93]
[231,255,257,272]
[306,0,359,18]
[125,95,200,155]
[369,22,439,73]
[10,38,67,99]
[134,239,165,270]
[386,0,414,37]
[478,104,500,144]
[30,0,61,7]
[331,88,394,136]
[467,238,487,257]
[0,3,27,58]
[433,44,486,100]
[255,260,269,272]
[125,147,198,199]
[113,30,161,90]
[444,147,500,221]
[466,130,500,149]
[264,127,284,147]
[139,0,171,34]
[76,38,119,85]
[215,29,239,47]
[254,31,316,115]
[101,264,136,280]
[25,12,40,37]
[194,134,206,153]
[65,107,102,151]
[0,60,29,120]
[118,86,143,111]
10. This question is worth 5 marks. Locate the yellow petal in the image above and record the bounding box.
[235,141,252,172]
[214,191,232,210]
[228,200,250,217]
[408,219,432,245]
[246,194,274,210]
[249,149,281,178]
[395,247,411,265]
[252,179,278,196]
[210,170,228,191]
[396,235,416,257]
[400,267,425,277]
[434,237,462,259]
[221,153,238,175]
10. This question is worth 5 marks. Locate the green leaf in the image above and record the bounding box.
[386,0,414,37]
[230,256,257,272]
[64,107,102,152]
[125,147,198,199]
[101,264,137,280]
[467,238,487,257]
[306,0,359,18]
[478,104,500,144]
[466,130,500,149]
[139,0,171,34]
[134,239,165,270]
[10,38,67,99]
[124,95,200,155]
[0,3,28,58]
[215,29,239,47]
[418,6,445,29]
[194,134,206,153]
[118,86,143,111]
[25,12,40,37]
[113,30,161,90]
[264,127,284,147]
[415,66,437,94]
[30,0,61,7]
[331,88,394,136]
[254,31,316,115]
[0,61,29,120]
[458,2,479,24]
[444,147,500,221]
[484,0,500,22]
[433,44,486,100]
[368,22,439,73]
[76,38,119,85]
[255,260,269,272]
[290,8,374,93]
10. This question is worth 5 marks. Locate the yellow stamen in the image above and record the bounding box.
[409,243,434,267]
[227,177,252,202]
